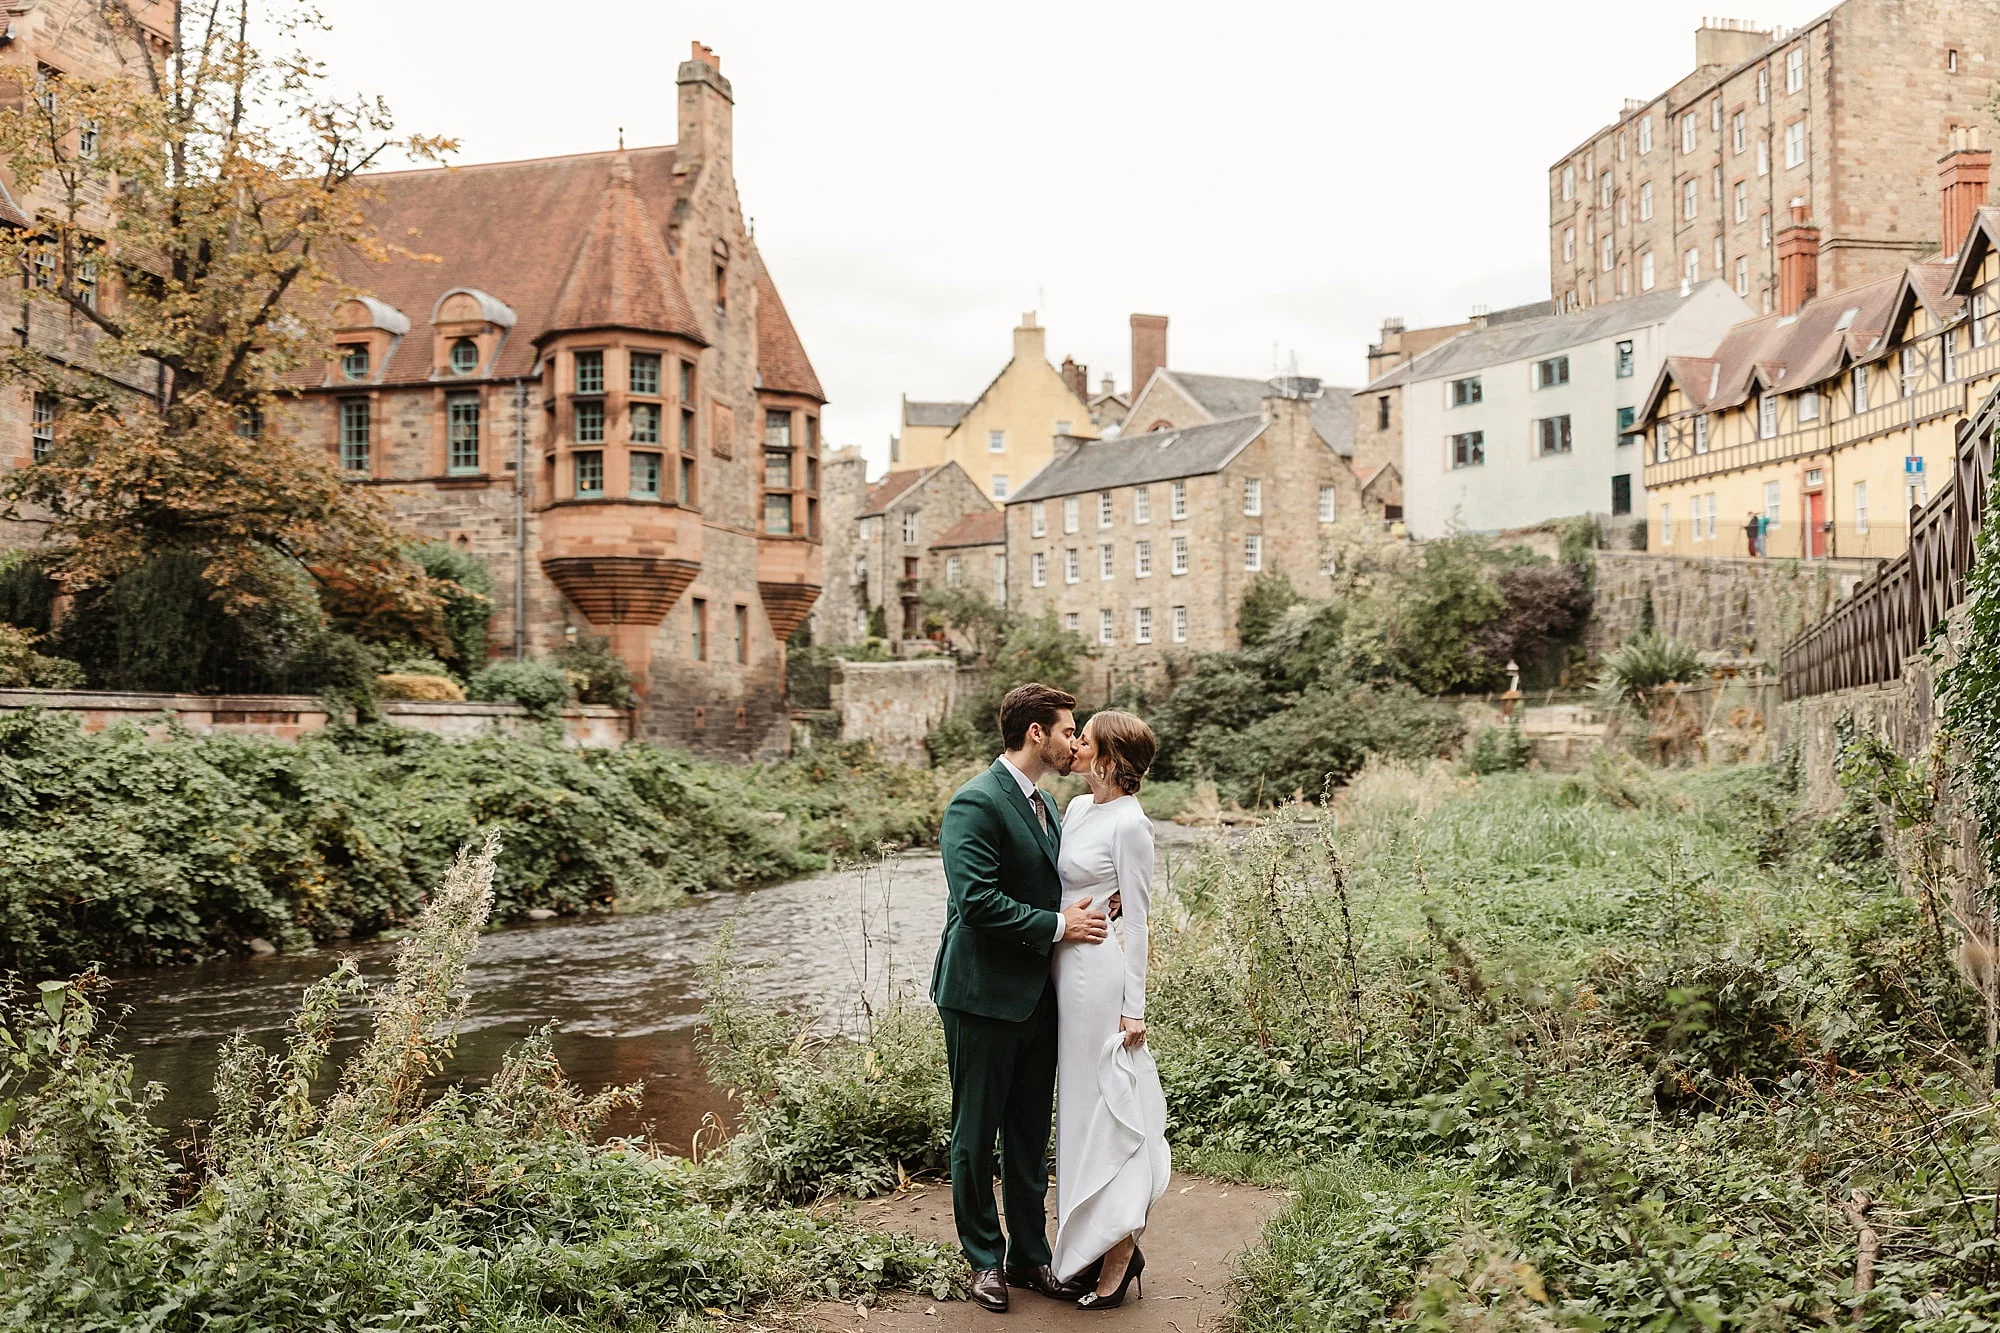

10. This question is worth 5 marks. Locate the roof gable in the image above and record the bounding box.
[1948,206,2000,295]
[751,246,824,401]
[542,152,705,344]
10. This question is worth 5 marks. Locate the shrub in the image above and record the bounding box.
[0,625,84,689]
[375,672,465,701]
[1594,631,1703,709]
[1462,721,1532,775]
[466,658,571,717]
[409,541,495,669]
[552,633,637,709]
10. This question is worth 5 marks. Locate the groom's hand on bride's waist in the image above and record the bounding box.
[1061,902,1108,944]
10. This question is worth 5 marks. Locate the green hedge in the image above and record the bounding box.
[0,713,943,976]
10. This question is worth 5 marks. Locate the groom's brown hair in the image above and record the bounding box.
[998,682,1077,750]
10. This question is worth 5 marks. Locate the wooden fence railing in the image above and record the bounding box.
[1779,381,2000,700]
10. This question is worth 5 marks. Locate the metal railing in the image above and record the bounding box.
[1778,381,2000,700]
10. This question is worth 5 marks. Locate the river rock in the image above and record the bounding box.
[247,937,277,955]
[526,908,557,920]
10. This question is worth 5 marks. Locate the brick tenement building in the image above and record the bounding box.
[1006,378,1348,702]
[291,44,824,758]
[1548,4,2000,318]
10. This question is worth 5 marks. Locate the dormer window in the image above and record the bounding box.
[449,338,479,376]
[574,350,604,395]
[340,345,370,382]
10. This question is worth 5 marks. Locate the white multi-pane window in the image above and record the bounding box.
[946,554,963,585]
[1097,491,1113,528]
[1683,248,1699,282]
[1170,480,1187,520]
[1853,364,1870,413]
[1561,165,1575,199]
[1031,552,1047,587]
[1133,487,1151,524]
[1944,329,1960,381]
[1713,236,1725,272]
[1795,391,1820,424]
[1134,607,1152,644]
[1899,345,1920,397]
[1694,413,1710,453]
[1063,496,1079,533]
[1031,502,1046,537]
[1974,293,1991,347]
[1681,112,1696,153]
[1732,112,1746,153]
[1682,178,1698,220]
[1099,609,1114,644]
[1563,228,1575,263]
[1854,481,1869,535]
[1171,606,1188,643]
[1242,477,1262,516]
[1243,534,1262,572]
[1638,115,1653,154]
[1063,612,1080,633]
[988,429,1006,454]
[1711,97,1723,131]
[1641,252,1655,291]
[1171,535,1188,575]
[1654,423,1670,464]
[1734,181,1748,222]
[1601,235,1613,272]
[30,392,54,462]
[1712,166,1722,201]
[903,511,919,544]
[1099,544,1113,579]
[1758,393,1778,438]
[1784,121,1805,169]
[1135,540,1152,576]
[991,474,1008,499]
[1764,481,1782,528]
[1756,138,1769,176]
[1600,171,1613,208]
[1706,492,1719,540]
[1318,486,1336,522]
[1639,181,1654,220]
[1660,503,1673,545]
[1757,66,1769,103]
[1064,548,1080,583]
[1786,46,1804,92]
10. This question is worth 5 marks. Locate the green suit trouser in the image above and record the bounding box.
[938,980,1058,1271]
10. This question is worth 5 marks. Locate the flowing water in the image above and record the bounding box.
[114,849,956,1154]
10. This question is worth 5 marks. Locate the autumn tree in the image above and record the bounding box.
[0,0,454,624]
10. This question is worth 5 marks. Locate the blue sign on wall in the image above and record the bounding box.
[1905,455,1926,475]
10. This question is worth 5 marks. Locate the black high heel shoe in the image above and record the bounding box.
[1076,1246,1144,1310]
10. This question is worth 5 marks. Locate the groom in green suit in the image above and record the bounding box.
[931,682,1108,1313]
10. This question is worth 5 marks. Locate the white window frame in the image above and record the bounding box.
[1098,609,1114,644]
[946,554,963,586]
[1134,607,1152,644]
[1242,477,1262,516]
[1641,252,1655,291]
[1638,115,1653,154]
[1063,496,1080,533]
[1758,393,1777,439]
[1563,227,1575,263]
[1031,552,1047,587]
[1601,234,1614,272]
[991,474,1008,500]
[1797,391,1820,422]
[1318,485,1336,523]
[1063,611,1080,633]
[1638,181,1654,221]
[1031,502,1046,537]
[1660,503,1673,545]
[1944,329,1960,381]
[1097,490,1113,529]
[988,429,1006,454]
[1064,547,1080,584]
[1732,111,1746,154]
[1854,480,1869,535]
[1786,46,1804,93]
[902,511,919,545]
[1133,486,1151,524]
[1171,606,1188,643]
[1242,533,1262,572]
[1681,112,1697,154]
[1099,544,1113,580]
[1171,535,1189,575]
[1734,181,1748,223]
[1756,138,1769,177]
[1170,480,1187,521]
[1735,255,1749,295]
[1684,248,1700,282]
[1764,481,1782,528]
[1683,178,1698,221]
[1135,539,1152,577]
[1784,121,1805,169]
[1561,164,1575,199]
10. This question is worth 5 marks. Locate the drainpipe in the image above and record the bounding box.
[514,377,530,659]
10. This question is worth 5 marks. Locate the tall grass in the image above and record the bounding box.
[0,836,958,1332]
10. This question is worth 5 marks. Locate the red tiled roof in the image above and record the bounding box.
[543,152,704,344]
[862,466,933,516]
[752,245,824,401]
[930,509,1004,550]
[1660,273,1906,414]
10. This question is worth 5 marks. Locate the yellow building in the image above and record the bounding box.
[891,313,1097,502]
[1640,138,2000,561]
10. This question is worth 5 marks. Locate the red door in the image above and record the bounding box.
[1805,490,1827,558]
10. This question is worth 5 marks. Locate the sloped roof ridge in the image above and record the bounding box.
[544,152,706,343]
[364,142,679,180]
[1007,414,1266,504]
[750,242,825,402]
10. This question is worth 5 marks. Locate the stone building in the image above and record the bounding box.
[854,461,994,642]
[1639,136,2000,562]
[0,0,177,545]
[1547,4,2000,317]
[927,509,1007,608]
[1351,303,1548,498]
[810,446,868,645]
[1388,281,1749,540]
[890,312,1098,501]
[1006,378,1349,701]
[1118,315,1389,524]
[290,44,825,758]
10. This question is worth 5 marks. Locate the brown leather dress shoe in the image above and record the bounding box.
[1004,1263,1090,1301]
[968,1268,1009,1312]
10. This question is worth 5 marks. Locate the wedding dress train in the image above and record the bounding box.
[1050,792,1171,1285]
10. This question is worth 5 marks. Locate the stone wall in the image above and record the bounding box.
[828,658,959,765]
[1588,551,1877,660]
[0,690,630,748]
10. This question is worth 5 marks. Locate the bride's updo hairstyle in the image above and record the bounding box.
[1087,710,1157,796]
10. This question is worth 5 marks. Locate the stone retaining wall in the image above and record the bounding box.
[0,689,630,748]
[828,658,960,766]
[1589,552,1878,661]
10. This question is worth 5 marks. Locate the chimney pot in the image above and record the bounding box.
[1130,313,1168,399]
[1938,130,1992,255]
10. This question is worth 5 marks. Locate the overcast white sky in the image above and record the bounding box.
[314,0,1833,474]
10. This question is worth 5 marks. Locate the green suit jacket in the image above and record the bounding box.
[930,758,1064,1022]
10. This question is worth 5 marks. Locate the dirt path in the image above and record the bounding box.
[812,1178,1282,1333]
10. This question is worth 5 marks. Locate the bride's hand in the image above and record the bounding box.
[1119,1017,1146,1048]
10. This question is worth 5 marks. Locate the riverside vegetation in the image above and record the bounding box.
[692,749,2000,1329]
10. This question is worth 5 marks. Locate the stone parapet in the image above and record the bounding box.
[0,690,629,748]
[828,658,960,766]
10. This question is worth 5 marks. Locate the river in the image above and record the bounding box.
[112,826,1204,1153]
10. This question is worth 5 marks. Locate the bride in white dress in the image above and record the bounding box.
[1050,710,1170,1308]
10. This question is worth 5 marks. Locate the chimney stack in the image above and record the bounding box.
[1776,198,1820,316]
[1060,355,1088,401]
[676,41,734,169]
[1013,312,1045,364]
[1099,373,1117,397]
[1130,313,1168,398]
[1939,127,1991,255]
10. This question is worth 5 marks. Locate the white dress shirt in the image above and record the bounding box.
[997,754,1068,942]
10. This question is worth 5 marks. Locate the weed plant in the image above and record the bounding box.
[0,836,959,1332]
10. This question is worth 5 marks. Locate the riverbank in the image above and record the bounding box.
[0,710,948,976]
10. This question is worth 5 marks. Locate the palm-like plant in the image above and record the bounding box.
[1593,633,1704,711]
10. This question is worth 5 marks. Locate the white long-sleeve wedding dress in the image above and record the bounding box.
[1050,792,1171,1284]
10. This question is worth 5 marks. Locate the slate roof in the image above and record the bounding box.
[1368,283,1721,390]
[904,399,972,428]
[1007,416,1266,505]
[861,466,938,516]
[1160,371,1357,456]
[930,510,1006,550]
[543,153,705,344]
[311,142,822,398]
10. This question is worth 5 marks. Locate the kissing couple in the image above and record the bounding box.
[928,683,1170,1313]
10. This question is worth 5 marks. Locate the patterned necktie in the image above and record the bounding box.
[1031,789,1049,836]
